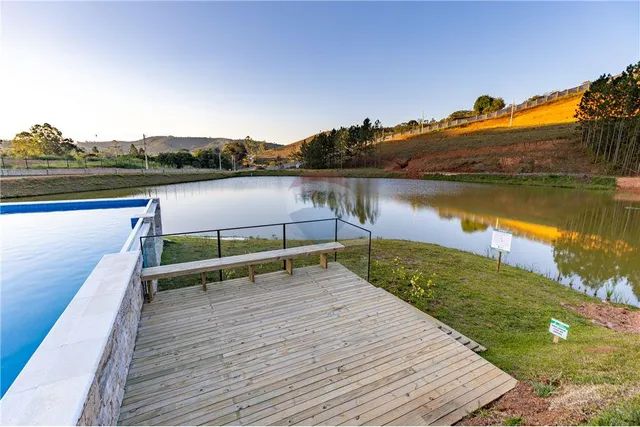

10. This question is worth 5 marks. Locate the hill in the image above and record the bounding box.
[263,135,313,159]
[264,92,600,175]
[378,123,603,174]
[77,136,281,155]
[377,93,603,174]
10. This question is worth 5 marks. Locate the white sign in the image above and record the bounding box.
[549,318,570,340]
[491,230,512,252]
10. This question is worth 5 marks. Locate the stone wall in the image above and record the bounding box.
[77,255,143,425]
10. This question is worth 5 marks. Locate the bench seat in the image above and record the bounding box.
[141,242,345,286]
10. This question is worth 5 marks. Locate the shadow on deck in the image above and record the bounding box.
[119,263,515,426]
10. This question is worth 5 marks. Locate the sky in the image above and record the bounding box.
[0,1,638,145]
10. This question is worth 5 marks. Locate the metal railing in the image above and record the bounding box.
[140,217,372,281]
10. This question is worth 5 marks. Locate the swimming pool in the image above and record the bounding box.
[0,199,150,396]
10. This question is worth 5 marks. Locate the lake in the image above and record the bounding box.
[16,176,640,306]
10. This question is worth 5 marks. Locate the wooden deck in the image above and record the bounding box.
[119,263,516,426]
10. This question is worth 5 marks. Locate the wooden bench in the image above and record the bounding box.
[141,242,345,294]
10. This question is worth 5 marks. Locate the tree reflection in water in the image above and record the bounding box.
[554,203,640,296]
[296,177,380,225]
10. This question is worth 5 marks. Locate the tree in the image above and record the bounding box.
[92,146,100,154]
[223,141,248,167]
[156,151,195,168]
[244,137,265,166]
[473,95,506,114]
[193,147,222,169]
[448,110,474,120]
[11,123,79,157]
[298,118,382,169]
[575,62,640,174]
[129,144,139,156]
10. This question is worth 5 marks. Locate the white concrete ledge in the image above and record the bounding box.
[0,252,142,425]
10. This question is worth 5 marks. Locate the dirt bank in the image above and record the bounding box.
[617,177,640,191]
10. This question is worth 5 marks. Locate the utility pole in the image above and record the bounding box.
[420,111,424,133]
[143,134,149,169]
[509,101,515,127]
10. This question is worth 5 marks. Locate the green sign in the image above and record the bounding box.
[549,318,570,340]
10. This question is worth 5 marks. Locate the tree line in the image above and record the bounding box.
[576,62,640,175]
[1,125,272,170]
[298,118,382,169]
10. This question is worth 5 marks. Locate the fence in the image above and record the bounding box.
[0,156,154,170]
[140,218,372,287]
[0,166,233,177]
[381,82,591,142]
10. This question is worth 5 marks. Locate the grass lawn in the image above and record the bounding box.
[421,173,617,190]
[0,172,231,199]
[159,236,640,425]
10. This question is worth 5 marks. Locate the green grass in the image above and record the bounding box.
[589,395,640,426]
[504,416,525,426]
[0,172,231,199]
[530,380,557,398]
[158,235,369,291]
[421,173,617,190]
[158,236,640,422]
[235,168,404,179]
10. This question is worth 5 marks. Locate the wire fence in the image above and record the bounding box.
[381,82,591,142]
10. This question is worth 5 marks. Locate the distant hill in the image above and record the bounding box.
[77,136,281,155]
[263,135,315,159]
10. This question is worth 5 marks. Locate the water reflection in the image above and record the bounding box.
[394,184,640,303]
[12,176,640,305]
[295,177,380,224]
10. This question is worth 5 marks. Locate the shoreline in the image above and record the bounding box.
[0,168,625,199]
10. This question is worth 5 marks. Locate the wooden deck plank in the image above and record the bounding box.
[118,263,515,426]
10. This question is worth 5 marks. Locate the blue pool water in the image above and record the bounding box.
[0,202,147,396]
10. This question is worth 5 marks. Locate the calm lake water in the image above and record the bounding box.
[18,176,640,306]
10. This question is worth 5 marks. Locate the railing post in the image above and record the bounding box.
[282,223,287,270]
[367,230,372,281]
[334,218,338,261]
[217,230,223,281]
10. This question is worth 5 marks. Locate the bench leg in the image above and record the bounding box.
[248,265,255,282]
[320,253,328,269]
[201,272,207,291]
[145,281,154,303]
[285,259,293,275]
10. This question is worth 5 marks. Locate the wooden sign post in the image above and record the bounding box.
[490,229,512,272]
[549,318,570,344]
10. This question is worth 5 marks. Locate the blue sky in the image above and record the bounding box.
[1,1,638,144]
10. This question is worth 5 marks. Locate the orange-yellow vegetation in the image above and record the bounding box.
[390,93,583,142]
[453,93,582,133]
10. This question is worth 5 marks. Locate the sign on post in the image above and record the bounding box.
[491,230,512,252]
[549,318,570,343]
[490,230,512,272]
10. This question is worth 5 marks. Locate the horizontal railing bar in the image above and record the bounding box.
[142,217,339,240]
[337,218,373,234]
